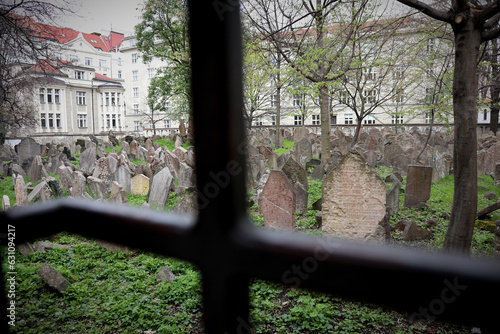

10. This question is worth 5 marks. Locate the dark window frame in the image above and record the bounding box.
[2,2,500,334]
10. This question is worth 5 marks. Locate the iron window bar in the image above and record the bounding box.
[2,1,500,333]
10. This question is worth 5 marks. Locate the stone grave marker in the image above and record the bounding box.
[109,181,128,204]
[294,137,313,166]
[177,162,195,195]
[79,147,96,175]
[87,176,108,199]
[37,264,70,292]
[71,171,87,198]
[28,155,46,183]
[259,170,296,231]
[131,174,150,196]
[404,165,433,208]
[322,151,388,241]
[495,163,500,187]
[16,137,41,169]
[14,174,28,206]
[281,156,308,190]
[149,167,174,210]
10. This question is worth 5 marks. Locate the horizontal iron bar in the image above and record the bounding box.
[3,202,500,330]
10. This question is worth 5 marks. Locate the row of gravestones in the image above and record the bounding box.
[256,149,464,243]
[250,126,500,182]
[1,136,198,214]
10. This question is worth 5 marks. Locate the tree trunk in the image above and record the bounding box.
[490,39,499,135]
[319,85,331,164]
[351,117,362,148]
[443,21,480,254]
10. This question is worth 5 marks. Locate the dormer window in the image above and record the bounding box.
[91,39,98,44]
[61,33,65,37]
[75,71,85,80]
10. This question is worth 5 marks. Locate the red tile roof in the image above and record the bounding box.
[27,60,64,75]
[94,73,116,82]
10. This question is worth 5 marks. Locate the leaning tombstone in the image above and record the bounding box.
[14,174,28,207]
[16,137,41,170]
[37,264,70,292]
[149,167,174,210]
[404,165,433,208]
[2,195,10,211]
[322,151,389,242]
[109,181,128,204]
[79,147,96,176]
[386,183,400,215]
[281,156,308,190]
[259,170,296,231]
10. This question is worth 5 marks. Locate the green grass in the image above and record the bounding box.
[1,158,498,333]
[275,138,295,155]
[153,138,190,152]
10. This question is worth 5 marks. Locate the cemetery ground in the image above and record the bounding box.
[1,138,499,333]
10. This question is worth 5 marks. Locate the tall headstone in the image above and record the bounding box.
[322,151,388,241]
[294,137,313,166]
[495,163,500,187]
[79,147,96,176]
[14,174,28,207]
[28,155,46,183]
[281,156,308,190]
[149,167,174,210]
[16,137,41,170]
[259,170,296,231]
[177,162,195,195]
[404,165,433,208]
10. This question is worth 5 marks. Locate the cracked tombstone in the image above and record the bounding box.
[322,151,389,242]
[258,170,296,231]
[149,167,174,210]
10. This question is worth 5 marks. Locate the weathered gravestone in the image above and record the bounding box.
[177,162,195,195]
[14,174,28,207]
[281,156,308,190]
[404,165,433,208]
[259,170,296,231]
[16,137,41,170]
[131,174,150,196]
[294,137,313,166]
[37,264,70,292]
[149,167,174,210]
[79,147,96,175]
[28,155,47,183]
[87,176,109,199]
[322,151,389,241]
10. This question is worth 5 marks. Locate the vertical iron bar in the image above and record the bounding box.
[187,1,249,333]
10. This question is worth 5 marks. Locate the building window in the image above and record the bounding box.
[393,89,405,104]
[132,70,138,81]
[76,91,86,105]
[134,121,141,132]
[77,114,87,128]
[393,66,404,79]
[339,91,351,105]
[425,112,433,124]
[99,59,107,68]
[54,52,62,60]
[426,62,435,77]
[364,67,377,80]
[117,93,121,106]
[133,87,139,98]
[56,114,61,128]
[293,93,305,107]
[47,89,53,103]
[364,115,375,124]
[111,93,116,106]
[271,115,276,126]
[69,55,79,63]
[118,115,122,127]
[344,114,353,124]
[392,115,404,124]
[312,115,320,125]
[41,113,46,128]
[39,88,45,104]
[48,113,54,128]
[133,104,140,114]
[85,57,92,66]
[112,114,117,127]
[393,40,404,53]
[132,53,138,64]
[270,95,277,107]
[425,88,434,105]
[118,70,122,79]
[294,115,303,125]
[363,90,377,104]
[427,38,435,52]
[254,116,263,126]
[164,119,171,128]
[118,57,123,66]
[104,92,109,106]
[54,89,60,104]
[106,114,111,127]
[148,68,155,79]
[75,71,85,80]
